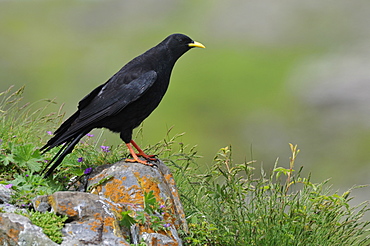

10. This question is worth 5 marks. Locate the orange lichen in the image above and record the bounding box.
[103,216,115,233]
[133,172,162,202]
[57,202,78,217]
[147,232,179,246]
[88,219,101,232]
[8,228,20,241]
[139,224,155,234]
[86,213,104,232]
[164,173,174,184]
[102,178,123,202]
[102,177,144,205]
[0,216,21,242]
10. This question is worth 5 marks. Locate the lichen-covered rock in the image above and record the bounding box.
[32,195,50,213]
[86,160,186,245]
[31,159,186,245]
[43,191,129,245]
[0,213,58,246]
[87,160,187,232]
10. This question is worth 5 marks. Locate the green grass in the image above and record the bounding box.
[17,210,68,244]
[0,86,369,245]
[171,145,370,245]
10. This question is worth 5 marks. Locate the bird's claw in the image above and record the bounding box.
[125,157,156,167]
[135,152,157,161]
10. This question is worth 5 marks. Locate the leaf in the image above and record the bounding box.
[144,191,157,214]
[0,153,15,166]
[136,211,146,224]
[13,144,43,172]
[119,211,137,228]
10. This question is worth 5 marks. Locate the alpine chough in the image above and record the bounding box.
[41,33,205,178]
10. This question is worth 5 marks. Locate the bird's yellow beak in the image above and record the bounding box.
[188,41,206,49]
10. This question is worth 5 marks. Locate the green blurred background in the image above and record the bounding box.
[1,1,370,204]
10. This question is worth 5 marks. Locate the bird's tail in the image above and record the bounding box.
[40,111,81,153]
[41,131,86,178]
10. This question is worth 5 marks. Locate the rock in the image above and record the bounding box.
[46,191,128,245]
[29,159,186,245]
[0,203,21,214]
[0,184,14,203]
[0,213,58,246]
[87,160,188,233]
[0,184,27,214]
[32,195,50,213]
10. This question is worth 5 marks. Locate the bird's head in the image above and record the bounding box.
[163,33,205,59]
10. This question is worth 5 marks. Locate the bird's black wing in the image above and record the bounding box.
[62,70,158,136]
[42,71,157,177]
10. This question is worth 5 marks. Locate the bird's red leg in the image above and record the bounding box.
[125,143,154,166]
[130,140,157,161]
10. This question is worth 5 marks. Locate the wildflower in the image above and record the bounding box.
[47,131,53,135]
[163,223,171,228]
[84,167,93,175]
[86,133,94,137]
[77,157,84,163]
[160,205,166,209]
[5,184,13,189]
[100,145,110,153]
[25,174,29,177]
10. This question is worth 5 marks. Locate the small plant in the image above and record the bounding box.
[0,86,131,202]
[180,216,218,245]
[9,172,63,207]
[0,143,44,175]
[18,210,68,244]
[120,191,173,232]
[172,144,370,246]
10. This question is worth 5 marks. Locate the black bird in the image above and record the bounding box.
[41,34,205,178]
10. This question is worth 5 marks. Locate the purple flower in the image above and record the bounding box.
[84,167,93,175]
[160,205,165,209]
[47,131,53,135]
[0,139,3,145]
[5,184,13,189]
[163,223,171,228]
[100,146,110,153]
[25,174,29,177]
[86,133,94,137]
[77,157,84,163]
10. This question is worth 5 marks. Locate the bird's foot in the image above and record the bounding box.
[125,140,157,166]
[125,157,155,167]
[136,152,157,161]
[129,140,157,161]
